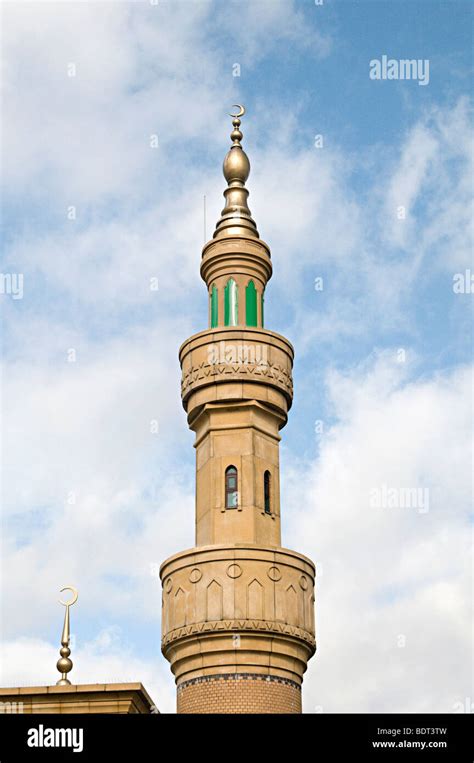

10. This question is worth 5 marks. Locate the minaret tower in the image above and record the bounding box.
[160,107,316,714]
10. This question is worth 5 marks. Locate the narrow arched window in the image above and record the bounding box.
[245,280,257,326]
[225,465,238,509]
[210,284,218,328]
[264,470,271,514]
[261,291,265,327]
[224,278,238,326]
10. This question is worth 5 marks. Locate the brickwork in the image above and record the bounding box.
[177,674,301,714]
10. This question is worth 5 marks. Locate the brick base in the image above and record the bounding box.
[177,674,302,714]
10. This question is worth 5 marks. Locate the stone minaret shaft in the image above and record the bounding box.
[160,108,316,714]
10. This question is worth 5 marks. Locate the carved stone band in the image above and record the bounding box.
[179,328,295,415]
[161,618,316,649]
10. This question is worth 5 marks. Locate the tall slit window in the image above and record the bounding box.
[264,470,271,514]
[224,278,238,326]
[225,465,238,509]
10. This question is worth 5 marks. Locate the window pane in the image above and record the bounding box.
[264,471,271,513]
[225,466,238,509]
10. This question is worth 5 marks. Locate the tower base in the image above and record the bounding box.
[160,544,316,714]
[177,673,301,714]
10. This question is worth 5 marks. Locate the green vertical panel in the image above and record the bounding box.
[211,285,218,327]
[261,291,264,327]
[245,280,257,327]
[225,278,238,326]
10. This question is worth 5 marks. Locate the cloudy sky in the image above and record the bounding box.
[1,0,472,713]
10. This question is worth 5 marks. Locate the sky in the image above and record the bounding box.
[0,0,472,714]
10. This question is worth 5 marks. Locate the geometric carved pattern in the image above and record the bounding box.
[163,555,315,638]
[206,579,223,621]
[285,584,298,626]
[181,359,293,399]
[174,587,186,628]
[160,545,316,686]
[226,563,242,579]
[247,578,264,619]
[267,566,282,581]
[161,618,316,649]
[189,568,202,583]
[160,544,316,686]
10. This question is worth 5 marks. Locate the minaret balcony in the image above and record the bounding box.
[179,327,294,427]
[160,544,316,687]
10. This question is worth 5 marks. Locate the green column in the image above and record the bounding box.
[245,280,257,327]
[210,285,218,327]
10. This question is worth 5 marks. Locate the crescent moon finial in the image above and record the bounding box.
[56,585,78,686]
[229,104,245,119]
[59,585,78,607]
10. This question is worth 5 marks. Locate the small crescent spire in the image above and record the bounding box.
[229,104,245,119]
[213,105,259,240]
[56,586,78,686]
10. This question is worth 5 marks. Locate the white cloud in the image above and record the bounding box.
[249,97,473,348]
[2,0,331,203]
[381,97,473,269]
[384,123,438,248]
[216,0,332,62]
[2,1,224,200]
[283,355,472,712]
[1,319,196,636]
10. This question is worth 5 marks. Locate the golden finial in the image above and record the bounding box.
[56,586,78,686]
[228,105,245,148]
[214,104,259,240]
[229,104,245,118]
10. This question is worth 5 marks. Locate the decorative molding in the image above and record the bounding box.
[181,359,293,398]
[206,579,223,621]
[189,568,202,583]
[247,578,264,620]
[177,673,301,691]
[299,575,308,590]
[162,618,316,649]
[226,563,242,579]
[267,565,282,581]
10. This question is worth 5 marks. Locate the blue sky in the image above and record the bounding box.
[1,0,472,713]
